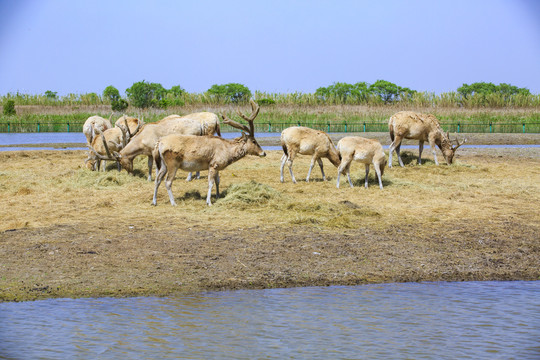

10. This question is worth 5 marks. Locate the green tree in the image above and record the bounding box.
[103,85,121,102]
[126,80,167,108]
[44,90,57,100]
[3,100,16,116]
[169,85,185,97]
[207,83,251,103]
[369,80,400,103]
[111,99,129,112]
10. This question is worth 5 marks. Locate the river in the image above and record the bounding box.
[0,281,538,359]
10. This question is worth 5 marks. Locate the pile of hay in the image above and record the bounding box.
[219,181,281,206]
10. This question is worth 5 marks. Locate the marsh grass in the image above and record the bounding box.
[1,104,540,133]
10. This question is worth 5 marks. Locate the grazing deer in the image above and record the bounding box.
[280,126,341,183]
[114,115,143,140]
[85,123,129,171]
[388,111,466,167]
[336,136,386,189]
[83,114,113,145]
[152,100,265,206]
[112,112,221,181]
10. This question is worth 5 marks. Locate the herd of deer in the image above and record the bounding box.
[83,100,466,206]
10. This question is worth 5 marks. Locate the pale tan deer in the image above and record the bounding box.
[82,114,113,145]
[280,126,341,183]
[336,136,386,189]
[388,111,466,168]
[152,100,265,206]
[112,112,221,181]
[114,115,143,140]
[85,123,129,171]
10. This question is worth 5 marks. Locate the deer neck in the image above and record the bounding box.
[223,138,248,166]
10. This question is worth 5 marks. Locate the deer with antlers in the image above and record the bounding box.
[152,100,265,206]
[388,111,466,167]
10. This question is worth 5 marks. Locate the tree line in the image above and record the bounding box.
[2,80,537,116]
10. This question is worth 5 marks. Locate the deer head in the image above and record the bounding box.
[443,132,467,164]
[221,99,266,157]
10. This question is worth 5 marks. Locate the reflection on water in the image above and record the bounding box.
[0,282,538,359]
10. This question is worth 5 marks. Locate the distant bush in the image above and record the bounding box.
[207,83,251,103]
[111,99,128,112]
[103,86,121,102]
[257,98,276,106]
[44,90,57,100]
[3,99,16,115]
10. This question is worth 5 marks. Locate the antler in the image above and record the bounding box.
[220,99,260,136]
[452,137,467,150]
[237,99,260,135]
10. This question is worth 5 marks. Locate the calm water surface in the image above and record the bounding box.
[1,281,538,359]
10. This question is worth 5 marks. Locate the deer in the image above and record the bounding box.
[82,114,113,145]
[388,111,466,168]
[152,99,265,206]
[280,126,341,183]
[111,112,221,181]
[85,123,129,171]
[336,136,386,189]
[114,115,144,140]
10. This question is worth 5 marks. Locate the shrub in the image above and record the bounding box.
[44,90,57,100]
[3,99,16,115]
[111,99,128,112]
[207,83,251,103]
[103,86,121,102]
[126,80,167,109]
[257,98,276,106]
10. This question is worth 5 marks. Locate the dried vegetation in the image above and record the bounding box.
[0,144,539,301]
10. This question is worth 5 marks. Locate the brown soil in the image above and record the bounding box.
[0,134,539,301]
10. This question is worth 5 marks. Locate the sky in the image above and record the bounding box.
[0,0,539,96]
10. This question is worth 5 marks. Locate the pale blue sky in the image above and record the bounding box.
[1,0,539,96]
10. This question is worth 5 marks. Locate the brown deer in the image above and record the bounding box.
[388,111,466,167]
[336,136,386,189]
[279,126,341,183]
[152,100,265,206]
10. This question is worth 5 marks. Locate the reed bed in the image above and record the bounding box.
[1,104,540,133]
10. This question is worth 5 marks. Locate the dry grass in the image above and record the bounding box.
[0,147,539,301]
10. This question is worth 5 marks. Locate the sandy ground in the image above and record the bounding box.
[0,133,539,301]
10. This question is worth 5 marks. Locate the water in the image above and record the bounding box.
[1,132,539,152]
[0,281,538,359]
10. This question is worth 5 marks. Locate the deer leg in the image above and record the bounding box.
[364,164,370,188]
[280,153,287,183]
[147,156,154,181]
[152,161,169,206]
[306,155,318,182]
[206,167,217,206]
[215,172,220,199]
[164,167,178,206]
[346,163,353,188]
[101,160,107,172]
[374,162,384,189]
[429,140,439,165]
[186,172,193,182]
[286,152,297,184]
[116,161,121,172]
[418,141,424,165]
[317,158,326,181]
[195,171,200,179]
[389,136,404,168]
[336,157,351,188]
